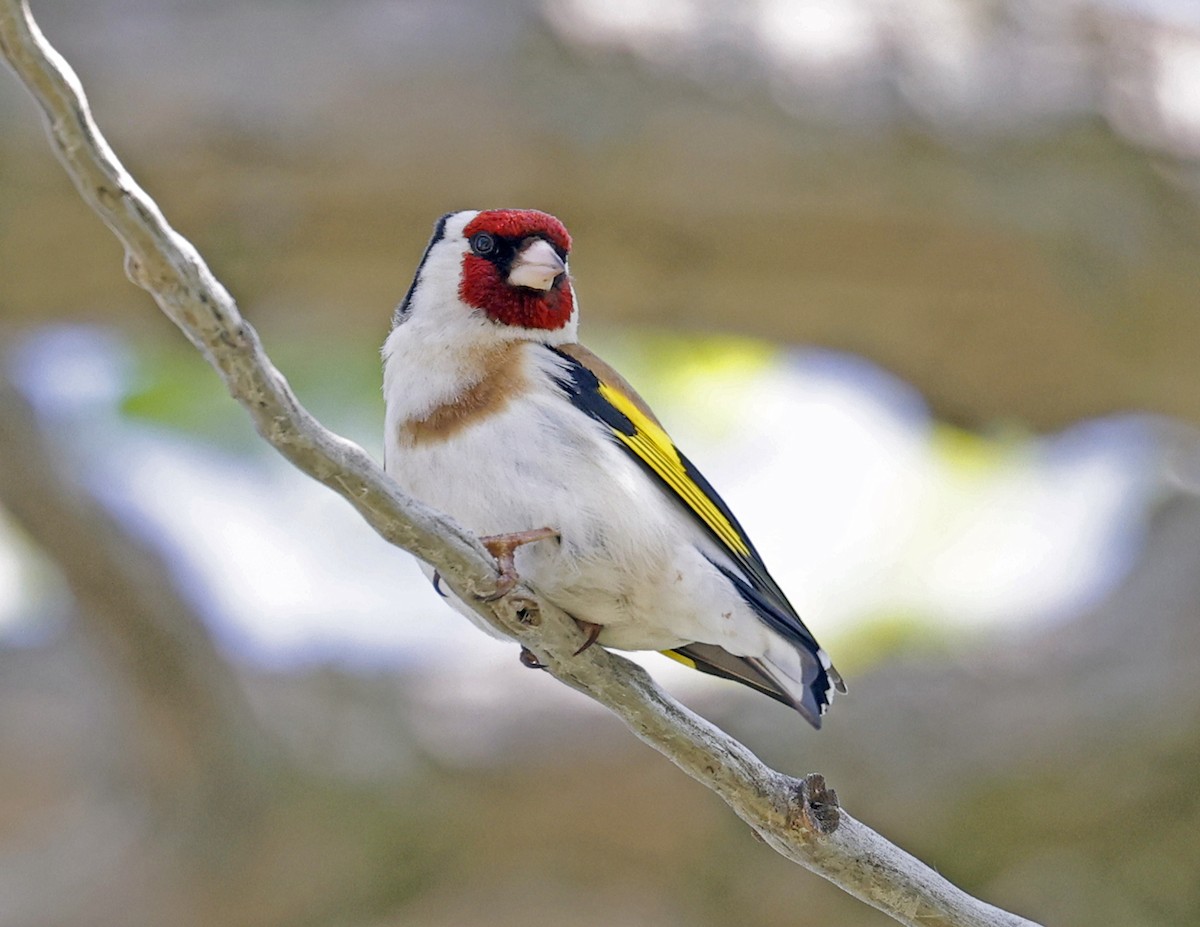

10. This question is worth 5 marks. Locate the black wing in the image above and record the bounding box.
[547,346,843,721]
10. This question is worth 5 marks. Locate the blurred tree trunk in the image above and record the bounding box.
[0,373,269,821]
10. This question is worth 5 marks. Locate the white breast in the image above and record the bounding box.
[382,336,772,655]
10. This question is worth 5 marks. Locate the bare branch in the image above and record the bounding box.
[0,4,1040,925]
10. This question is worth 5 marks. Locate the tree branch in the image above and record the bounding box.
[0,4,1040,925]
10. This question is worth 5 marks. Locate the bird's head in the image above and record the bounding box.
[394,209,577,341]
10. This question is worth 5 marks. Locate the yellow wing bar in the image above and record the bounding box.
[598,382,751,558]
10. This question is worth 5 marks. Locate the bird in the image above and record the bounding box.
[382,208,844,727]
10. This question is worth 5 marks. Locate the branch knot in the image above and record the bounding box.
[791,772,840,836]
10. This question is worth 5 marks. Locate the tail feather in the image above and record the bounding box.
[697,559,844,728]
[665,643,843,729]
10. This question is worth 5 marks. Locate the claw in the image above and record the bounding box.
[477,527,559,601]
[519,647,548,669]
[572,620,603,656]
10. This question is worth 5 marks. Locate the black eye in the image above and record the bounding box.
[470,232,496,256]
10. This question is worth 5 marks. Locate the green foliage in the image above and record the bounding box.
[120,333,386,450]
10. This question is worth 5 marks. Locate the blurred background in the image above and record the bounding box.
[2,0,1199,925]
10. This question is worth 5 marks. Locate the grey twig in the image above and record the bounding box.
[0,3,1041,924]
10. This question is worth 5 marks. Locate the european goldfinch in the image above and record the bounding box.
[383,209,844,727]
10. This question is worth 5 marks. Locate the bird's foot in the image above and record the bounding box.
[520,624,600,666]
[572,620,603,656]
[478,527,560,601]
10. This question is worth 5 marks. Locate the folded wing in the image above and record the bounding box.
[548,344,844,725]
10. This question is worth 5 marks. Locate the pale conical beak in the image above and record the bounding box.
[507,238,567,291]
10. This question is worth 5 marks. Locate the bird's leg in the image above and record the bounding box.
[572,621,603,656]
[521,626,601,665]
[478,526,559,601]
[476,527,601,656]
